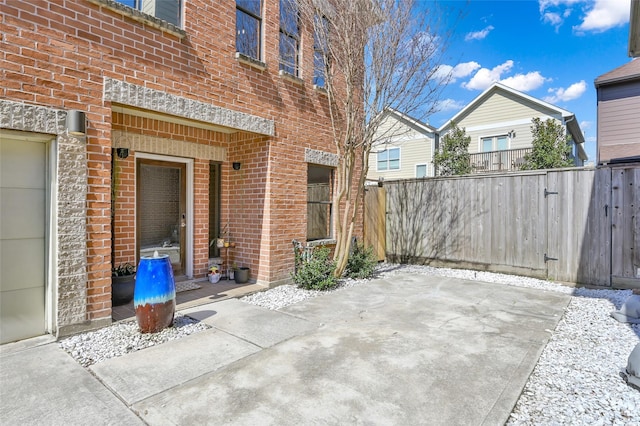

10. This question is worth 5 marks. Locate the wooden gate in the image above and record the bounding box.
[364,186,386,261]
[611,166,640,288]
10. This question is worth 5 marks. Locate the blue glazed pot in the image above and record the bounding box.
[134,254,176,333]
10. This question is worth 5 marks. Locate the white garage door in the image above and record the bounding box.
[0,131,48,344]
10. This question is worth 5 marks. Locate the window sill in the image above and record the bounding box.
[306,239,336,247]
[235,52,267,71]
[279,70,304,85]
[313,84,327,94]
[87,0,186,38]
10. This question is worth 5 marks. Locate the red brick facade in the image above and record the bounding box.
[1,0,363,330]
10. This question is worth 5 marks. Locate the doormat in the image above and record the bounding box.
[175,281,202,293]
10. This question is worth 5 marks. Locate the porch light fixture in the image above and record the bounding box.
[116,148,129,159]
[66,110,86,136]
[232,162,241,170]
[378,177,384,187]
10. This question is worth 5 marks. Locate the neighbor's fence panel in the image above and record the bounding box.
[385,172,548,277]
[381,166,637,286]
[364,186,386,262]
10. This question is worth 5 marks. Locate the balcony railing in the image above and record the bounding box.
[469,148,532,174]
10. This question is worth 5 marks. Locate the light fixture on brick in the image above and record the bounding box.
[233,162,241,170]
[66,110,86,136]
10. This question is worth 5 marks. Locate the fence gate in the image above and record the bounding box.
[544,166,639,288]
[364,186,386,261]
[611,166,640,288]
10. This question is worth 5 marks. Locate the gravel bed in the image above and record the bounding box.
[59,314,209,367]
[242,263,640,425]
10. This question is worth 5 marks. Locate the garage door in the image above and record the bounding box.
[0,131,48,344]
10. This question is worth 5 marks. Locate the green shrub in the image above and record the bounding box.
[292,246,338,291]
[344,242,377,279]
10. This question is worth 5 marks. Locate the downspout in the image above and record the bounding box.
[563,115,577,165]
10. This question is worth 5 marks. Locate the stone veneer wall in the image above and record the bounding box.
[0,99,94,336]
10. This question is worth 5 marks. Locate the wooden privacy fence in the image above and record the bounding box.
[364,165,639,288]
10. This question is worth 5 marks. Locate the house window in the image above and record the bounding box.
[416,164,427,178]
[279,0,300,76]
[237,0,262,60]
[307,165,333,241]
[313,15,329,87]
[377,147,400,171]
[114,0,182,26]
[481,135,508,152]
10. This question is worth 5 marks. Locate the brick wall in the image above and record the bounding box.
[1,0,364,330]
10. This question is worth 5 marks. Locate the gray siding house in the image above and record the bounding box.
[594,59,640,164]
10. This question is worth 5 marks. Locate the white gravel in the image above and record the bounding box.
[59,263,640,424]
[242,263,640,425]
[59,314,209,367]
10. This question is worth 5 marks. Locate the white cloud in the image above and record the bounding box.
[580,120,592,130]
[433,61,481,82]
[543,12,564,26]
[573,0,630,33]
[544,80,587,103]
[462,60,514,90]
[465,25,495,41]
[461,60,548,92]
[435,98,466,112]
[540,0,630,33]
[500,72,548,92]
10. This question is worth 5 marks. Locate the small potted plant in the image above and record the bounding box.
[208,265,221,283]
[112,263,136,306]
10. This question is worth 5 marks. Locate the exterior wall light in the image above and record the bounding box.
[66,110,86,136]
[116,148,129,159]
[232,162,241,170]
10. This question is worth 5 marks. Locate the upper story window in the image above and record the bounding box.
[313,15,329,87]
[116,0,182,26]
[481,135,508,152]
[279,0,300,76]
[237,0,263,60]
[377,147,400,171]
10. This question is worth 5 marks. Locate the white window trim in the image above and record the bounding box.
[376,146,401,172]
[478,134,510,152]
[415,163,428,178]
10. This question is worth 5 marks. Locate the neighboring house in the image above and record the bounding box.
[367,109,438,181]
[0,0,359,343]
[594,59,640,164]
[438,82,587,174]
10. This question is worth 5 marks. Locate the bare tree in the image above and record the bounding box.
[297,0,454,276]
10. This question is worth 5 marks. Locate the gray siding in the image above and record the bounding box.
[597,87,640,162]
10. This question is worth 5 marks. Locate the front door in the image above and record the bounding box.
[0,131,48,343]
[136,159,187,276]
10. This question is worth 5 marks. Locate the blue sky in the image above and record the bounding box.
[426,0,634,162]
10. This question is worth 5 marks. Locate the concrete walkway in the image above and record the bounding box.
[0,273,570,425]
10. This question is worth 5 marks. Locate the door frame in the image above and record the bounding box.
[135,152,194,278]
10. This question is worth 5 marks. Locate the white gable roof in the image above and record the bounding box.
[436,82,585,148]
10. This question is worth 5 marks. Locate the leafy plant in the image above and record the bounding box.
[344,242,377,279]
[521,117,573,170]
[292,246,338,291]
[433,122,472,176]
[112,263,135,277]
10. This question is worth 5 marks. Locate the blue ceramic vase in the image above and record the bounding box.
[134,253,176,333]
